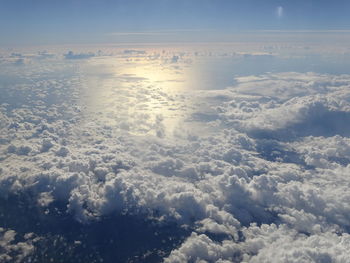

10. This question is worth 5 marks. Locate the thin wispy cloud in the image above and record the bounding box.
[256,29,350,33]
[108,29,210,36]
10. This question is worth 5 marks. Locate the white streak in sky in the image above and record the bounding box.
[276,6,283,18]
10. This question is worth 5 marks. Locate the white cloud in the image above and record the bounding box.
[0,228,40,263]
[64,51,95,59]
[1,50,350,261]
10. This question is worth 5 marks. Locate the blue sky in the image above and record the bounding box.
[1,0,350,45]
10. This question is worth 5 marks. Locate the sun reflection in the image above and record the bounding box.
[80,51,191,138]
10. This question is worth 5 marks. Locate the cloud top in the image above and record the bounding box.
[1,48,350,262]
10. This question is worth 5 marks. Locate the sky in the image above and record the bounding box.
[1,0,350,45]
[2,1,350,262]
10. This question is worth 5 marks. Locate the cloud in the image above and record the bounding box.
[165,225,350,262]
[0,228,40,263]
[123,49,147,55]
[64,51,95,59]
[108,29,210,36]
[1,51,350,261]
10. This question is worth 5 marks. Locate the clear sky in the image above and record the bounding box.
[1,0,350,45]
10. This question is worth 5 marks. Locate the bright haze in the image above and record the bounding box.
[1,1,350,263]
[1,0,350,44]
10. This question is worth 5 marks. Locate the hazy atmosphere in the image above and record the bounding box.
[1,1,350,262]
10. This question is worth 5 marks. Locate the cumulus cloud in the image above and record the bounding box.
[64,50,95,59]
[1,49,350,261]
[123,49,147,55]
[0,228,40,263]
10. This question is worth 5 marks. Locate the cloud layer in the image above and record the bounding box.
[0,48,350,262]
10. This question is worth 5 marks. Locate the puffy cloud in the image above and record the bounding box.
[164,232,241,263]
[165,224,350,263]
[123,49,146,55]
[64,51,95,59]
[0,228,40,263]
[243,224,350,263]
[1,51,350,261]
